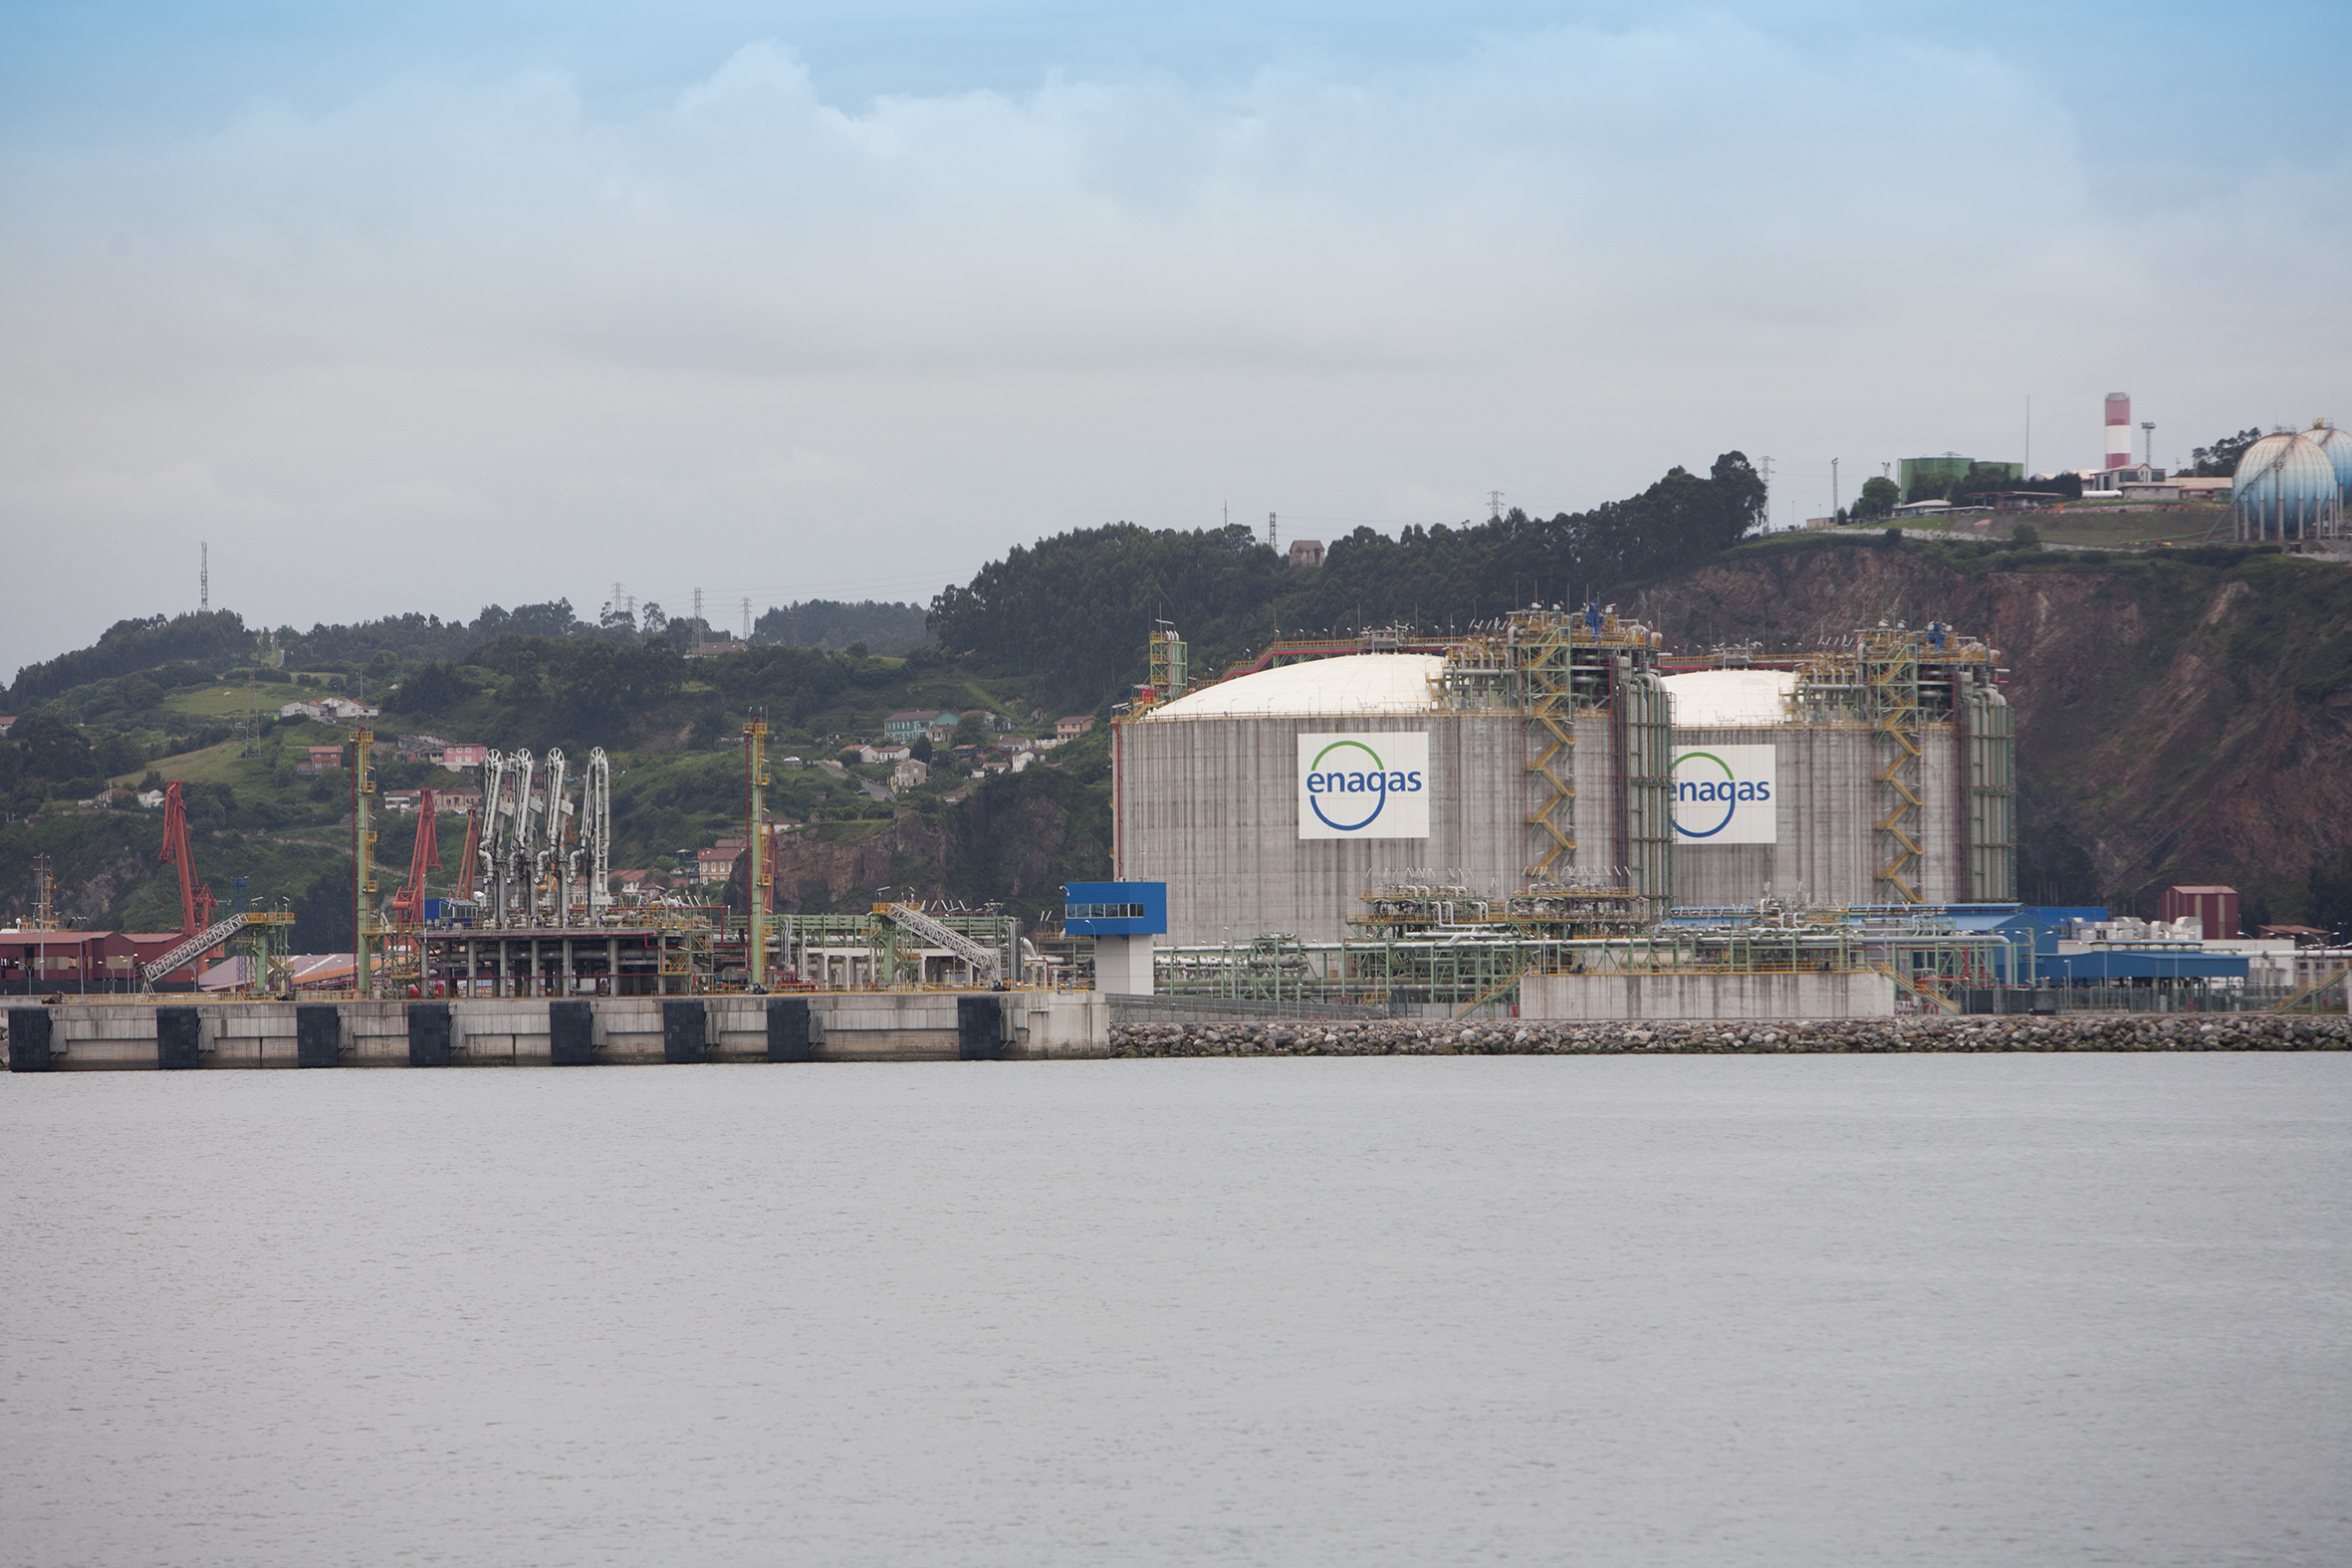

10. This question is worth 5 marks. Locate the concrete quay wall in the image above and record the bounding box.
[1520,969,1894,1021]
[5,992,1110,1071]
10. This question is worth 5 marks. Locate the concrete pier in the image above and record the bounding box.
[5,993,1110,1071]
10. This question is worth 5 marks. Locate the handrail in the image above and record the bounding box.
[875,902,1003,982]
[2272,960,2352,1014]
[139,911,290,989]
[1875,963,1960,1014]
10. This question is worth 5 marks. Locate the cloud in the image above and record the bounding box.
[1,17,2347,677]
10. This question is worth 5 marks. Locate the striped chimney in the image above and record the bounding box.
[2104,392,2132,470]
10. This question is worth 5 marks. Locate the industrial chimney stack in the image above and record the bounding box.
[2104,392,2132,471]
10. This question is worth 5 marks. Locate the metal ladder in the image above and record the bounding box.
[140,911,262,988]
[877,903,1002,983]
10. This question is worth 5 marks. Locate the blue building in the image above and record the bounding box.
[1063,881,1167,994]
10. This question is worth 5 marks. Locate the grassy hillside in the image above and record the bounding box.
[0,621,1101,941]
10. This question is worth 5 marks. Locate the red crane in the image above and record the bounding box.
[452,797,482,902]
[156,781,217,938]
[389,788,442,925]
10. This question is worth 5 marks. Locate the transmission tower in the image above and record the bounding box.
[200,542,208,612]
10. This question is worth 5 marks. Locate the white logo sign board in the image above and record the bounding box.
[1296,733,1431,840]
[1672,744,1777,844]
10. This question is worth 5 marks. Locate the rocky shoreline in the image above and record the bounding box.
[1108,1013,2352,1056]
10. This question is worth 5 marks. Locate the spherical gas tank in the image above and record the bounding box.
[2234,432,2339,539]
[2300,423,2352,505]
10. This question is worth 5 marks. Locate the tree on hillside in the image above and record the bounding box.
[292,868,355,953]
[2,713,97,792]
[1853,476,1901,521]
[753,599,929,654]
[384,660,468,715]
[2190,428,2263,478]
[8,609,252,706]
[928,521,1282,706]
[926,454,1771,703]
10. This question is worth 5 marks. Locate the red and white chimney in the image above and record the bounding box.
[2104,392,2132,470]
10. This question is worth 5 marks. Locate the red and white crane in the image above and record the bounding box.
[156,781,217,937]
[388,788,442,925]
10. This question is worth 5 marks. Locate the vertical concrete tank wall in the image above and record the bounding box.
[1668,725,1970,907]
[1118,708,1577,945]
[1618,666,1676,921]
[1962,681,2016,901]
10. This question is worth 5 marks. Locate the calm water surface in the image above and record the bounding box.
[3,1054,2346,1567]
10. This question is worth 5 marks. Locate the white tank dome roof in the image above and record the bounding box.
[1661,669,1797,727]
[1144,653,1445,719]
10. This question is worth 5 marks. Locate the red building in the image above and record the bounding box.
[2160,885,2238,941]
[0,930,222,994]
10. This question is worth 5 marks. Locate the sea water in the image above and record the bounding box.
[3,1053,2345,1566]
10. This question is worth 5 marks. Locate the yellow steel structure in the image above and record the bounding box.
[1519,613,1578,878]
[353,728,376,997]
[1857,629,1925,904]
[744,719,770,989]
[1145,628,1188,707]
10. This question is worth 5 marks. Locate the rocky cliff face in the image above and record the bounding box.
[768,765,1112,918]
[1629,542,2352,920]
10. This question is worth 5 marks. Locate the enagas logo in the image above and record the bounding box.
[1296,732,1431,841]
[1671,743,1776,844]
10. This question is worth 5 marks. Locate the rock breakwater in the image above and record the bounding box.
[1108,1014,2351,1056]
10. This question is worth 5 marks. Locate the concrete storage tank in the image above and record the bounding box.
[1664,625,2013,909]
[2234,430,2342,542]
[1114,611,1675,946]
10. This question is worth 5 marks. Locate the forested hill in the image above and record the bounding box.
[5,597,930,708]
[926,453,1768,708]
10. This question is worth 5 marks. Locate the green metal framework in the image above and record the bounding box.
[1150,906,2028,1014]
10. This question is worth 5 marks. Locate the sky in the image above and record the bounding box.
[4,1,2348,678]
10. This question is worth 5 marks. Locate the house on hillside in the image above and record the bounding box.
[1056,716,1096,741]
[885,709,960,744]
[695,840,746,882]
